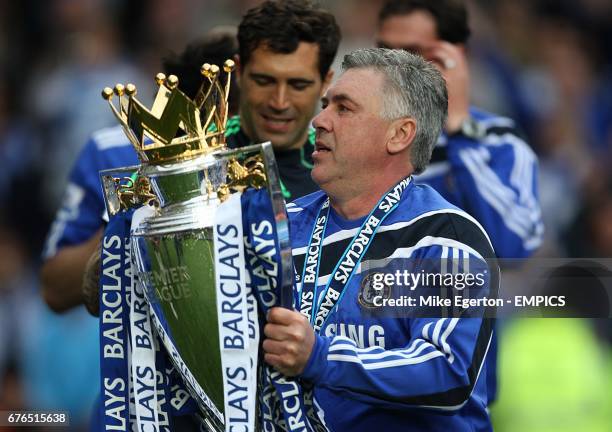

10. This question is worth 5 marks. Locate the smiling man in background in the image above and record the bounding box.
[232,0,340,200]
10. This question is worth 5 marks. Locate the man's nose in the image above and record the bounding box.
[268,85,290,112]
[312,107,330,131]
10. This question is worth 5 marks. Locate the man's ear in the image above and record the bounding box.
[320,69,334,96]
[387,117,417,155]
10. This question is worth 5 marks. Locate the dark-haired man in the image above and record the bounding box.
[232,0,340,199]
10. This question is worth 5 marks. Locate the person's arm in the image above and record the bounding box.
[40,137,107,312]
[302,317,491,410]
[41,229,102,312]
[445,124,543,258]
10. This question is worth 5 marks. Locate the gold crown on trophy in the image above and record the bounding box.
[102,60,235,164]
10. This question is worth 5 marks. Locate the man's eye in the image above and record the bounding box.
[338,105,349,113]
[291,82,310,91]
[252,77,271,86]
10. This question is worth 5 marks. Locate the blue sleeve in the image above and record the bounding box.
[445,126,543,258]
[301,244,495,411]
[42,137,106,258]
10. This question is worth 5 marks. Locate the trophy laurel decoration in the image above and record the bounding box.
[98,59,295,432]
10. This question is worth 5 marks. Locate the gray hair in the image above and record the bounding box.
[341,48,448,174]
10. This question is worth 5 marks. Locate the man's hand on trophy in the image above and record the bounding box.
[263,307,315,377]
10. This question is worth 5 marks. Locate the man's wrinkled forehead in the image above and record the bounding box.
[323,68,384,109]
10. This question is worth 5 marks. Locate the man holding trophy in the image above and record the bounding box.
[98,45,496,430]
[264,49,498,431]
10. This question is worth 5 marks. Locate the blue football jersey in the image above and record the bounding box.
[415,108,542,404]
[415,107,543,259]
[43,125,138,258]
[288,180,497,432]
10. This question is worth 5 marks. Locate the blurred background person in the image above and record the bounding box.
[375,0,543,259]
[374,0,544,414]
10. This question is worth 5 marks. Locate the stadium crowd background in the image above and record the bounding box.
[0,0,610,430]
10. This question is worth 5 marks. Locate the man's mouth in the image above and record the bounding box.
[314,140,331,153]
[260,114,294,132]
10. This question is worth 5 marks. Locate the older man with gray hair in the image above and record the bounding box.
[263,48,497,431]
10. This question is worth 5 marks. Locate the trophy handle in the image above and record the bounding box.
[100,165,142,217]
[259,142,294,309]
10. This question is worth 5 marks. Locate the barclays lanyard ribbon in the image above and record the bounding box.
[100,207,199,432]
[213,192,259,432]
[240,189,326,432]
[99,209,133,431]
[291,177,412,432]
[298,176,412,329]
